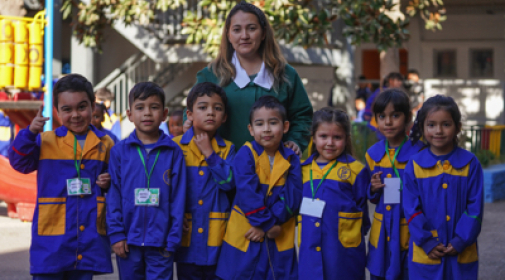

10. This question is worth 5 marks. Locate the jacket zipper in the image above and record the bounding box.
[142,148,150,246]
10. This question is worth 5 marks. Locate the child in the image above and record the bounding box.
[403,95,483,280]
[366,89,424,280]
[298,108,370,280]
[95,87,121,140]
[91,103,119,143]
[9,74,114,279]
[168,109,183,138]
[216,95,302,279]
[173,82,235,279]
[106,82,187,280]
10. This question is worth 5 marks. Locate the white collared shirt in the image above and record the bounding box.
[232,52,274,90]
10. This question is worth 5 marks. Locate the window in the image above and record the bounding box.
[434,49,457,78]
[470,49,493,78]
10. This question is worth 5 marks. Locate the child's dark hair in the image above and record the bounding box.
[187,82,228,112]
[373,88,412,125]
[128,82,165,107]
[311,107,353,156]
[170,110,183,118]
[53,74,94,109]
[249,95,287,124]
[384,72,404,87]
[94,103,108,116]
[410,95,462,145]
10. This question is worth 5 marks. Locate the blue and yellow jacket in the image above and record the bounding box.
[216,141,302,280]
[0,110,13,157]
[106,130,186,253]
[102,109,121,140]
[97,127,119,144]
[298,153,370,280]
[366,139,424,279]
[403,147,483,280]
[173,127,236,266]
[8,125,114,274]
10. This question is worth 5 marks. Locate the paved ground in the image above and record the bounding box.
[1,200,504,279]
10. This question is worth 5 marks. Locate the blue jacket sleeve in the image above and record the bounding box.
[354,167,371,234]
[403,161,440,255]
[8,128,40,174]
[365,152,381,203]
[166,147,187,252]
[206,144,236,192]
[269,155,303,225]
[450,159,484,253]
[233,146,276,232]
[106,144,126,245]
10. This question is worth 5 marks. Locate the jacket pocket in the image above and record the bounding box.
[338,212,363,248]
[223,206,251,252]
[400,218,410,251]
[369,212,383,249]
[275,217,295,252]
[208,212,229,247]
[38,197,66,236]
[457,243,478,264]
[96,196,107,236]
[412,230,441,265]
[181,213,192,247]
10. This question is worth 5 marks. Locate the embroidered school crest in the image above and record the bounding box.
[337,166,351,180]
[97,142,105,153]
[163,169,171,185]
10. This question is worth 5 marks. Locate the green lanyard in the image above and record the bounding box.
[309,160,338,199]
[73,135,83,179]
[136,146,161,190]
[385,136,407,190]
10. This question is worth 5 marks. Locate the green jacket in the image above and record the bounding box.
[190,64,313,152]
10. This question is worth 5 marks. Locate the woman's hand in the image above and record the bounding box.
[183,120,192,133]
[285,141,301,156]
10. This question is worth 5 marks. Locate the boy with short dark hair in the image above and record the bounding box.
[91,103,119,143]
[173,82,235,279]
[9,74,114,279]
[216,95,303,280]
[106,82,186,280]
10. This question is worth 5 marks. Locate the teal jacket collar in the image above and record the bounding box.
[180,127,226,147]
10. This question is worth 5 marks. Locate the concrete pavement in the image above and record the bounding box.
[1,201,504,279]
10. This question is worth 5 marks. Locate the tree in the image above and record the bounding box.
[61,0,446,58]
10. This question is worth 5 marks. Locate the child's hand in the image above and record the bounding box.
[183,217,190,234]
[112,240,129,258]
[96,173,111,189]
[266,225,282,239]
[370,172,385,193]
[285,141,301,156]
[183,120,192,133]
[194,133,214,158]
[245,226,265,242]
[29,105,50,134]
[444,243,458,256]
[428,243,446,260]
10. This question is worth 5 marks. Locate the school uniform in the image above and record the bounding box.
[96,127,118,143]
[403,147,483,280]
[298,153,370,280]
[216,141,302,280]
[366,139,424,280]
[173,127,236,279]
[101,108,121,140]
[9,125,114,276]
[107,130,187,280]
[0,110,13,157]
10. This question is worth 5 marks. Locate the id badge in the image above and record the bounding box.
[384,178,401,204]
[135,188,160,206]
[66,178,92,196]
[299,197,326,218]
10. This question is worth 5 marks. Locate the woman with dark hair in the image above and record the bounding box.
[184,1,313,155]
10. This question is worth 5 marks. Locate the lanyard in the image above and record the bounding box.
[309,160,338,199]
[385,136,407,190]
[73,135,83,179]
[136,146,161,189]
